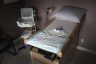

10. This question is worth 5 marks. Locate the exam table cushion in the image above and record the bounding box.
[52,6,87,23]
[26,31,69,55]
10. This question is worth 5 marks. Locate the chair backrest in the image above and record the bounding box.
[21,8,34,20]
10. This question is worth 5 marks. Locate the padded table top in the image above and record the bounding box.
[26,31,69,55]
[26,20,77,55]
[44,20,77,37]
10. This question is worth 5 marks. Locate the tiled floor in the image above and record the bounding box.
[0,43,96,64]
[71,50,96,64]
[1,46,32,64]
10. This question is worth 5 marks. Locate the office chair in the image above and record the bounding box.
[0,27,17,55]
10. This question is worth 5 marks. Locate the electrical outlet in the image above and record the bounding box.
[81,38,85,43]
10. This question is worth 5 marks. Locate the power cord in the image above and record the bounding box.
[45,7,55,21]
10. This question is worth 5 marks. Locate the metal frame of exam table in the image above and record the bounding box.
[25,15,85,61]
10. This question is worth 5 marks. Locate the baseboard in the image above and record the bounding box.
[77,46,96,55]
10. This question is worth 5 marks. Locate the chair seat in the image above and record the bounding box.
[0,40,11,53]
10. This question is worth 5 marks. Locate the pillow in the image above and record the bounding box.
[52,6,87,23]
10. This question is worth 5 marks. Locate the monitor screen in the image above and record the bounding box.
[21,8,34,19]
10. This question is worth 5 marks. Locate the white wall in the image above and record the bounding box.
[3,0,19,4]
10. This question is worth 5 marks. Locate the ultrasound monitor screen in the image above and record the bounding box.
[21,8,34,19]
